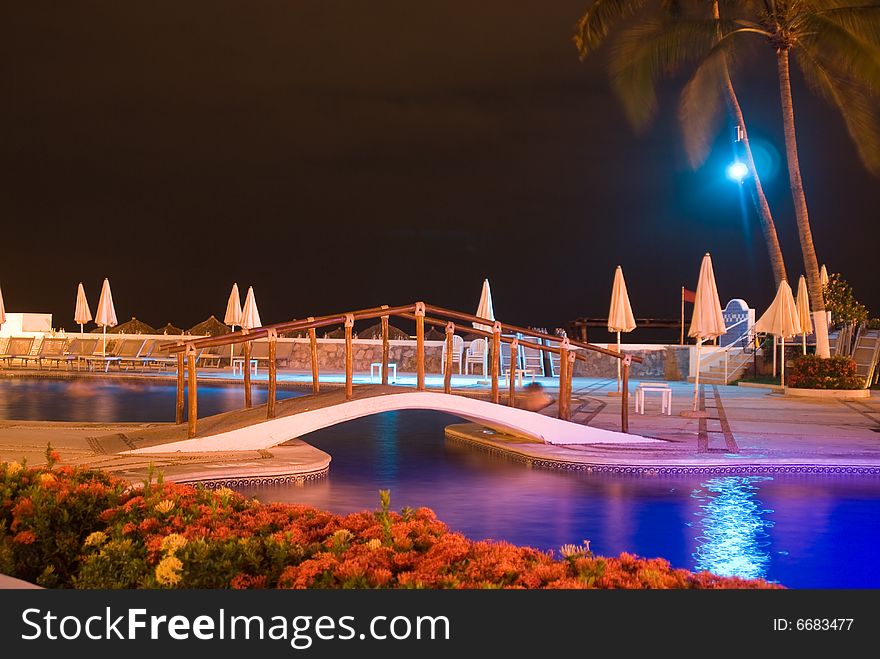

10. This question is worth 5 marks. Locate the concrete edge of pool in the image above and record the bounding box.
[443,424,880,476]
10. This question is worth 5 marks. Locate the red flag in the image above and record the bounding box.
[682,287,696,304]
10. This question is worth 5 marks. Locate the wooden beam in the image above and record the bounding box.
[344,314,354,400]
[444,322,454,394]
[267,330,277,419]
[508,338,518,407]
[491,323,501,404]
[415,303,426,391]
[187,347,197,438]
[381,311,389,386]
[558,341,570,421]
[243,338,252,408]
[175,351,184,425]
[309,322,320,394]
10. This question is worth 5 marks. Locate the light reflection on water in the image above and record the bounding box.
[690,476,774,580]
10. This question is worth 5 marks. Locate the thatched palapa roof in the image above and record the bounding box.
[424,327,445,341]
[358,323,410,340]
[188,315,231,337]
[94,317,156,335]
[157,323,184,335]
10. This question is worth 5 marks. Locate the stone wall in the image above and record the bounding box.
[279,339,689,380]
[570,346,691,380]
[283,339,444,373]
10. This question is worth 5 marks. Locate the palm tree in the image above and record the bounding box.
[575,0,789,288]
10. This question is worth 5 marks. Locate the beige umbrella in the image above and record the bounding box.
[74,282,92,335]
[0,283,6,328]
[687,254,726,413]
[94,278,118,356]
[755,280,801,387]
[241,286,262,330]
[224,283,243,365]
[473,278,495,332]
[795,275,813,355]
[608,266,636,394]
[820,265,829,288]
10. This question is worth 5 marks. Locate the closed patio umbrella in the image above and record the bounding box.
[687,254,726,414]
[95,278,118,356]
[755,280,801,387]
[241,286,262,330]
[0,283,6,328]
[608,265,636,394]
[74,282,92,335]
[473,278,495,332]
[224,283,244,365]
[820,264,829,288]
[796,276,813,355]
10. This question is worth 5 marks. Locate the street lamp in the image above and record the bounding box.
[726,160,749,183]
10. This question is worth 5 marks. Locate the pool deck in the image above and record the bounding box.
[2,368,880,480]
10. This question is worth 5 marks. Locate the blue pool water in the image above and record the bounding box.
[2,380,879,588]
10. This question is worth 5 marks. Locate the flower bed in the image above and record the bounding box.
[788,355,864,390]
[0,448,779,589]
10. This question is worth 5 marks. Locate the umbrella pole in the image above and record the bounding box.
[616,331,621,393]
[781,337,785,387]
[102,326,106,357]
[230,324,236,368]
[79,323,83,336]
[802,332,807,356]
[692,338,702,412]
[772,336,777,378]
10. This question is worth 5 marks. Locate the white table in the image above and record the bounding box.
[232,358,258,377]
[370,362,397,383]
[635,382,672,415]
[507,368,535,387]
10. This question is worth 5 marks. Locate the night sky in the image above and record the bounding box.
[2,2,878,341]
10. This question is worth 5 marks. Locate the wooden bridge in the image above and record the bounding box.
[146,302,645,450]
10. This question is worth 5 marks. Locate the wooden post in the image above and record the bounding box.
[680,287,685,346]
[558,340,570,420]
[186,345,197,438]
[267,329,277,419]
[566,351,575,418]
[491,322,501,404]
[444,322,454,394]
[508,338,518,407]
[344,314,354,400]
[308,319,320,394]
[175,350,185,424]
[243,337,252,409]
[381,310,390,386]
[415,302,426,391]
[621,355,631,433]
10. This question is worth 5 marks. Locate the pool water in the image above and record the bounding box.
[2,380,878,588]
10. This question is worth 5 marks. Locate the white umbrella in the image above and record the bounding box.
[795,275,813,355]
[820,264,829,288]
[687,253,726,412]
[0,283,6,328]
[473,278,495,332]
[755,280,801,387]
[224,283,243,366]
[94,278,118,356]
[241,286,262,330]
[608,266,636,393]
[74,282,92,335]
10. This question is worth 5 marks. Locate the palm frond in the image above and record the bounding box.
[575,0,648,57]
[679,49,730,167]
[797,43,880,176]
[800,12,880,92]
[609,17,724,128]
[815,6,880,48]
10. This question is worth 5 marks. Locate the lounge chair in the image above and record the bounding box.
[84,338,143,372]
[143,340,182,370]
[25,338,69,369]
[197,345,225,368]
[118,339,154,371]
[499,334,530,383]
[520,338,546,377]
[465,338,488,375]
[249,339,294,369]
[0,337,36,367]
[441,334,464,374]
[61,338,100,370]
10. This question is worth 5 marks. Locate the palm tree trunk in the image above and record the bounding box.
[713,2,787,288]
[776,49,830,358]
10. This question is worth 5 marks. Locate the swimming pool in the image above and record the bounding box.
[2,379,878,587]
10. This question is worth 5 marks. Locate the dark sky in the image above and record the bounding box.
[2,1,877,340]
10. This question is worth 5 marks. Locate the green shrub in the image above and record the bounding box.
[788,355,864,389]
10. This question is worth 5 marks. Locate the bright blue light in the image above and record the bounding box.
[726,161,749,183]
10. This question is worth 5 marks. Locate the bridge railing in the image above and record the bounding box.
[163,302,642,438]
